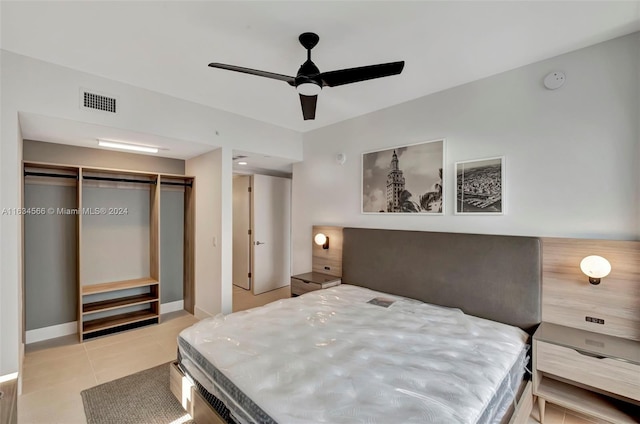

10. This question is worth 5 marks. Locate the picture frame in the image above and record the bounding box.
[454,156,505,215]
[362,139,444,214]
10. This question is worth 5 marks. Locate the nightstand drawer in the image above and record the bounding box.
[536,340,640,401]
[291,277,340,296]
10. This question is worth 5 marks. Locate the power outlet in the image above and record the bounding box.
[324,266,330,270]
[585,316,605,325]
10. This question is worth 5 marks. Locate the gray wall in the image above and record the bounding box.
[24,139,185,175]
[161,188,184,303]
[24,183,77,330]
[81,186,151,285]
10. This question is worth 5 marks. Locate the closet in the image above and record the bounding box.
[23,161,194,342]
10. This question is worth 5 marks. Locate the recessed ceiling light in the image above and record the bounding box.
[97,139,158,153]
[238,161,248,165]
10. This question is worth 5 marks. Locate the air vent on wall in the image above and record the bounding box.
[80,88,118,113]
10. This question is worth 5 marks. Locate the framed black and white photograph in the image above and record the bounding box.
[362,139,444,214]
[455,156,504,215]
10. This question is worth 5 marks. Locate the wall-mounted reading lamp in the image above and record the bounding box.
[314,233,329,250]
[580,255,611,285]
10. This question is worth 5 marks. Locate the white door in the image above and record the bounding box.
[251,174,291,295]
[232,175,251,290]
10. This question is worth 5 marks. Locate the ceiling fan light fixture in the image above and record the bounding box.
[296,82,321,96]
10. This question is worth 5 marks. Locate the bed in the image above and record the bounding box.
[172,228,542,424]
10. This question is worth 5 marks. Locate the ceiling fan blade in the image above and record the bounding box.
[299,94,317,120]
[319,61,405,87]
[208,63,295,86]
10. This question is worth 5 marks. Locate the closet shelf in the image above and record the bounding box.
[82,294,159,315]
[82,309,158,335]
[82,277,159,295]
[81,277,160,340]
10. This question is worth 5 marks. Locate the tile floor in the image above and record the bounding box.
[527,402,609,424]
[18,288,602,424]
[232,284,291,312]
[19,311,198,424]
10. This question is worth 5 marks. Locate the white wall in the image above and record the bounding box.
[186,148,233,318]
[292,33,640,275]
[0,50,301,376]
[0,104,23,377]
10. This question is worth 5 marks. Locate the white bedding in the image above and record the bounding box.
[178,284,529,424]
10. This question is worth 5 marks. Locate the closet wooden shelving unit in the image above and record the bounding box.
[23,161,195,342]
[80,278,161,338]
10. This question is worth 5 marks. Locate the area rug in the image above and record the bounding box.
[81,362,195,424]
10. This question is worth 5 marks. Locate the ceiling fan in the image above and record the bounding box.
[208,32,405,121]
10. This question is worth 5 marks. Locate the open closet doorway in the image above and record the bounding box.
[232,168,292,311]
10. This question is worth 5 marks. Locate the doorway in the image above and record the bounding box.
[232,174,292,308]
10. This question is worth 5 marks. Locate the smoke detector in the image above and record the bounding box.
[543,71,566,90]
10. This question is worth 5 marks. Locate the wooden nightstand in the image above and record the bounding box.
[291,272,341,297]
[532,322,640,423]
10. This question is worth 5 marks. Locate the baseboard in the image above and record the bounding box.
[27,300,186,343]
[160,300,184,314]
[25,321,77,344]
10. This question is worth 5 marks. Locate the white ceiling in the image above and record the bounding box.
[19,112,214,160]
[3,1,639,135]
[19,112,294,173]
[3,1,639,172]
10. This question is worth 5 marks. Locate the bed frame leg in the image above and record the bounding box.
[538,397,545,423]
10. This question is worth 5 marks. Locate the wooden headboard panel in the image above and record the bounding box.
[311,226,343,277]
[542,237,640,341]
[341,228,542,333]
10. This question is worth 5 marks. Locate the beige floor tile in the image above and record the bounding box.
[94,350,174,384]
[84,334,158,361]
[23,341,85,366]
[19,395,86,424]
[23,350,90,374]
[22,355,94,394]
[161,311,199,326]
[89,342,162,374]
[152,333,183,353]
[82,325,156,350]
[18,374,95,424]
[232,285,290,312]
[93,362,147,385]
[150,321,196,337]
[564,411,610,424]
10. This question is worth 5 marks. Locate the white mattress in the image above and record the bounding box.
[178,285,529,424]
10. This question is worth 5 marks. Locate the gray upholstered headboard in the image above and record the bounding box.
[342,228,542,333]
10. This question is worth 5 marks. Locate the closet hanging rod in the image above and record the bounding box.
[160,181,193,187]
[24,171,78,180]
[82,176,156,184]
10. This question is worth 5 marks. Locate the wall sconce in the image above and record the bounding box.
[314,233,329,249]
[580,255,611,285]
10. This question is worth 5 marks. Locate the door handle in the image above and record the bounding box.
[255,241,265,245]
